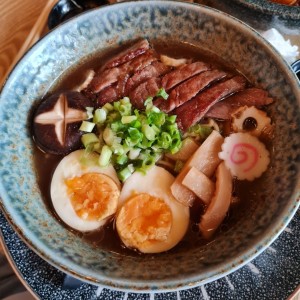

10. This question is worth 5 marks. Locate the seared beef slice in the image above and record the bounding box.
[175,76,247,131]
[159,70,227,113]
[205,88,273,119]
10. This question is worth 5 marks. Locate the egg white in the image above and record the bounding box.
[51,150,120,232]
[117,166,190,253]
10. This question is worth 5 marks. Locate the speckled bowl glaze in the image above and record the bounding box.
[0,0,299,292]
[230,0,300,21]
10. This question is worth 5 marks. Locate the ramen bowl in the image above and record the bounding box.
[0,0,299,292]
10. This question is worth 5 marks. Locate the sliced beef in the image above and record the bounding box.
[125,61,171,93]
[174,76,247,132]
[87,50,157,94]
[103,39,150,69]
[127,49,158,72]
[205,88,274,119]
[97,84,119,105]
[161,61,210,91]
[97,74,130,106]
[129,78,161,109]
[88,67,122,94]
[158,69,227,113]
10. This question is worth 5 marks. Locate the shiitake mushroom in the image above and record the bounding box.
[32,91,94,155]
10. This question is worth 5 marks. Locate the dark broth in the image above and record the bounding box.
[33,40,263,255]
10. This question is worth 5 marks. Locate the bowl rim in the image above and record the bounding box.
[0,0,300,292]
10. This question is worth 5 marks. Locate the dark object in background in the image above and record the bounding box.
[0,254,26,299]
[48,0,109,30]
[291,59,300,80]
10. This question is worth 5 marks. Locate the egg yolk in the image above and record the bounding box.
[65,173,120,221]
[116,193,172,250]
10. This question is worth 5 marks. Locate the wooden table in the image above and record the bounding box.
[0,0,299,299]
[0,0,47,84]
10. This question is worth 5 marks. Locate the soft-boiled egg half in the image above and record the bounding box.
[51,150,121,232]
[116,166,190,253]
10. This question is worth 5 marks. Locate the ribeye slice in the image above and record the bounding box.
[88,50,157,94]
[161,61,210,91]
[129,78,161,109]
[125,61,171,93]
[127,49,158,72]
[97,74,130,106]
[88,67,121,94]
[174,76,247,131]
[205,88,274,119]
[103,39,150,69]
[158,70,227,113]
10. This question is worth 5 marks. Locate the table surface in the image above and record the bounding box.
[0,0,299,299]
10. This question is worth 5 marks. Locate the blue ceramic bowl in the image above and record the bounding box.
[0,0,299,292]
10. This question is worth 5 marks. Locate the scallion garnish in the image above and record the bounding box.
[85,107,94,120]
[81,133,98,147]
[79,121,95,132]
[93,108,107,124]
[80,91,182,181]
[156,88,169,100]
[99,145,112,167]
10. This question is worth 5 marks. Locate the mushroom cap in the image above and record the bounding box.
[32,91,94,155]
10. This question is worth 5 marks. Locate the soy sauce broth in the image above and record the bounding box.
[33,39,263,255]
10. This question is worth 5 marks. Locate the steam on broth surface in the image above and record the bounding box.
[32,39,274,255]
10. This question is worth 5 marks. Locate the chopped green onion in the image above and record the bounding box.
[114,101,132,116]
[147,112,165,126]
[130,119,141,129]
[151,124,160,134]
[85,107,94,119]
[158,132,172,149]
[118,166,134,182]
[106,111,120,123]
[121,115,137,124]
[144,97,153,107]
[166,115,176,124]
[119,104,131,116]
[84,142,95,155]
[81,133,99,147]
[128,148,141,160]
[93,142,101,153]
[156,88,169,100]
[80,92,182,177]
[111,120,126,133]
[125,137,138,147]
[151,106,161,113]
[183,124,213,142]
[79,121,95,132]
[99,145,112,167]
[103,103,114,112]
[112,143,126,155]
[136,153,158,174]
[166,124,178,136]
[103,127,114,146]
[128,164,135,173]
[128,127,143,141]
[142,124,156,141]
[120,97,130,104]
[139,135,154,149]
[115,154,128,165]
[93,108,107,124]
[137,149,150,161]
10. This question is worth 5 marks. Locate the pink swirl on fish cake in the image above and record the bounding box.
[230,143,259,172]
